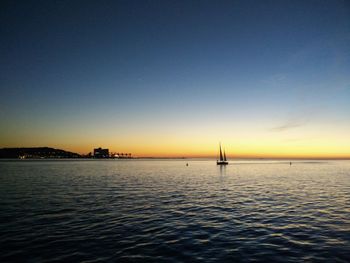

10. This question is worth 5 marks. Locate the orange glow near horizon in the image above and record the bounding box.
[1,118,350,159]
[1,142,349,159]
[4,137,347,159]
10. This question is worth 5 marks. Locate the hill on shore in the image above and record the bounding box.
[0,147,81,159]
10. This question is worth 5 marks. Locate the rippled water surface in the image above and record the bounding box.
[1,159,350,262]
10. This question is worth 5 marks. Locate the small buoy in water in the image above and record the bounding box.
[186,163,188,166]
[290,162,292,166]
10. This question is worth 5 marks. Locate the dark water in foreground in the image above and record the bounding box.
[0,159,349,262]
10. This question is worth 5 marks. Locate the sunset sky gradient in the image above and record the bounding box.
[1,0,350,158]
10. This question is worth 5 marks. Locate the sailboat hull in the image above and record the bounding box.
[217,161,228,165]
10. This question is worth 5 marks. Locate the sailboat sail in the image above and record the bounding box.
[223,150,227,161]
[219,144,223,161]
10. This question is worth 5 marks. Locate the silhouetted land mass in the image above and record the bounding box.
[0,147,81,159]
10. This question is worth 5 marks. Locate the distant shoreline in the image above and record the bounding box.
[1,147,349,160]
[1,157,350,161]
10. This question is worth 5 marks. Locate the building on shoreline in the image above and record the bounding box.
[93,147,109,158]
[92,148,133,159]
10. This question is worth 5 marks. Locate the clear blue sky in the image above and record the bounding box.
[1,0,349,157]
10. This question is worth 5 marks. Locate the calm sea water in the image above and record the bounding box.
[0,159,349,262]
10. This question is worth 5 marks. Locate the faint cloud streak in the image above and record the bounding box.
[270,119,307,132]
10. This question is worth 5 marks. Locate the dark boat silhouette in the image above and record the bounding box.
[217,143,228,165]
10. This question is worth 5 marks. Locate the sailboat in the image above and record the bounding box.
[217,143,228,165]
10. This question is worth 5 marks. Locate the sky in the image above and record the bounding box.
[1,0,350,158]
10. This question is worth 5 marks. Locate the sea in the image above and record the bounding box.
[0,159,349,262]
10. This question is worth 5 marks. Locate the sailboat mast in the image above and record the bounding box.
[219,143,223,161]
[224,149,226,161]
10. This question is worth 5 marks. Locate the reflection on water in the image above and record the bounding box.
[219,163,226,176]
[0,159,349,262]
